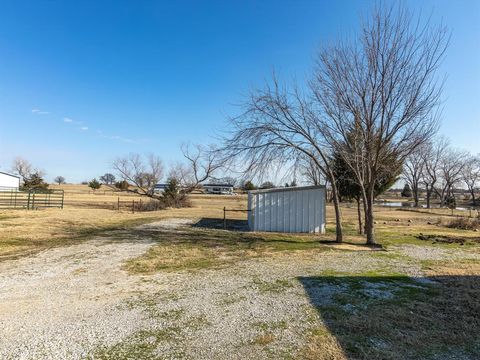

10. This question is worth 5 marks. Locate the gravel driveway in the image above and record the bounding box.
[1,218,477,359]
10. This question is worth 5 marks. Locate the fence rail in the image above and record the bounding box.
[223,207,251,229]
[0,189,64,209]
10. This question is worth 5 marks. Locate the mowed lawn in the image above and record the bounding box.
[0,186,479,359]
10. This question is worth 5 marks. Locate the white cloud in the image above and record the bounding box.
[80,126,88,131]
[32,109,49,114]
[63,117,73,123]
[98,133,135,143]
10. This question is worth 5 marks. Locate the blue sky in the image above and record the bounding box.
[0,0,479,183]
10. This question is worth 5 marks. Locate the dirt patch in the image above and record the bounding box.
[135,217,195,230]
[330,243,384,252]
[415,234,480,245]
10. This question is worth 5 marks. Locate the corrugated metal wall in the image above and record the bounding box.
[248,186,326,233]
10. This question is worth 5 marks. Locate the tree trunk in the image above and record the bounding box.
[364,189,376,245]
[356,197,363,235]
[329,177,343,243]
[426,185,431,209]
[470,189,476,206]
[413,185,419,207]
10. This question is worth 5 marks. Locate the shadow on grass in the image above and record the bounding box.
[121,220,334,273]
[193,217,249,231]
[125,222,328,250]
[299,275,480,359]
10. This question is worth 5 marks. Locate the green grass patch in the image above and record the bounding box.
[250,277,295,293]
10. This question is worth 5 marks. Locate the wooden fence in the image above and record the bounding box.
[0,189,64,210]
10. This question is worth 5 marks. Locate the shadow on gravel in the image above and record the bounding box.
[299,275,480,359]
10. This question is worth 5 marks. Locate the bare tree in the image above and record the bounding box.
[54,176,66,185]
[215,176,238,187]
[99,173,116,185]
[11,157,44,182]
[298,156,326,186]
[421,137,448,208]
[311,5,448,244]
[462,154,480,205]
[178,143,223,191]
[403,145,428,207]
[222,75,345,243]
[167,162,191,185]
[112,153,164,197]
[436,147,468,206]
[437,148,465,205]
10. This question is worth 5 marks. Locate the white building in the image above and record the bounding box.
[248,185,326,233]
[203,183,234,195]
[0,172,20,191]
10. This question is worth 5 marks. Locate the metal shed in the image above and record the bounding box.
[247,185,326,233]
[0,172,20,191]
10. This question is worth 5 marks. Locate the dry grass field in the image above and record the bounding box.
[0,184,479,359]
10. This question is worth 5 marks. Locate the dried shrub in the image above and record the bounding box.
[134,195,191,212]
[446,217,480,230]
[162,193,191,209]
[135,200,166,212]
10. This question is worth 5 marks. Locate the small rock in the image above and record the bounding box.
[474,229,479,232]
[408,219,412,223]
[395,219,400,222]
[383,222,387,225]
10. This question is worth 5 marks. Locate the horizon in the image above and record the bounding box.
[1,0,479,183]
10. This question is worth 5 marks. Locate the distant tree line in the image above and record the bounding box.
[403,137,480,207]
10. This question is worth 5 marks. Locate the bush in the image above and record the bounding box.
[446,217,480,230]
[115,180,129,191]
[135,199,166,212]
[243,181,256,191]
[260,181,275,189]
[445,196,456,209]
[401,183,412,197]
[88,178,101,191]
[22,172,49,190]
[162,178,191,208]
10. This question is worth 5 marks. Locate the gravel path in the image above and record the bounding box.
[1,218,477,359]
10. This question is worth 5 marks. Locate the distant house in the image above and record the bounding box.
[203,183,234,195]
[0,172,20,191]
[152,183,167,194]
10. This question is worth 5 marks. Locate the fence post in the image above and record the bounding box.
[132,200,135,214]
[61,191,64,209]
[223,206,226,229]
[27,191,31,210]
[32,191,36,210]
[118,197,120,211]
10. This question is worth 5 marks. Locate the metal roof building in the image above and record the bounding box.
[247,185,326,233]
[0,172,20,191]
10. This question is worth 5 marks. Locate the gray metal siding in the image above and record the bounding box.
[248,187,325,233]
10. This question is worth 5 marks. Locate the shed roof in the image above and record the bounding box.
[203,183,234,187]
[248,185,325,194]
[0,171,20,179]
